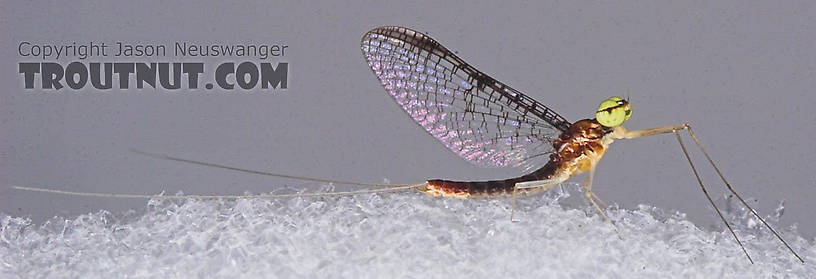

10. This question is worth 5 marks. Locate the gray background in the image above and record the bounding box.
[2,1,814,238]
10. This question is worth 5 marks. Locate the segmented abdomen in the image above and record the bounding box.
[422,165,557,198]
[420,119,610,199]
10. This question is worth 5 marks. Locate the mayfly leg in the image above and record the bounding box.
[511,179,561,221]
[681,126,805,263]
[510,169,620,234]
[672,129,753,264]
[582,165,620,235]
[620,123,805,264]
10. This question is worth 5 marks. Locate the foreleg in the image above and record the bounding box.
[615,123,689,139]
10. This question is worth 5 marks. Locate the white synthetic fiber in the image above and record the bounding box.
[2,185,814,278]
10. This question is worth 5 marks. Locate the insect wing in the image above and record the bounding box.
[361,26,570,171]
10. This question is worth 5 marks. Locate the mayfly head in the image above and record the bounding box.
[595,96,632,127]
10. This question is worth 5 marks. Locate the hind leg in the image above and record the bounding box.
[510,178,563,221]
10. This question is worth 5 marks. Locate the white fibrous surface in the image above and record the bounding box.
[2,184,814,278]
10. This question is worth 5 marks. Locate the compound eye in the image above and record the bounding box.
[595,96,631,127]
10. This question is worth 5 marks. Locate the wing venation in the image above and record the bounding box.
[361,26,570,171]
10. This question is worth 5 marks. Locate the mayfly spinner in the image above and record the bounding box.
[14,26,803,264]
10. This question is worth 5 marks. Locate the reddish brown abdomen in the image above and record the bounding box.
[422,163,558,198]
[420,119,609,199]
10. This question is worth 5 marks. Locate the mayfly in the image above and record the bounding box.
[14,26,803,264]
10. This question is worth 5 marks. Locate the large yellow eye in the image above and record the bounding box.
[595,96,632,127]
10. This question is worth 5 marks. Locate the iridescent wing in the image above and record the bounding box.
[361,26,571,172]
